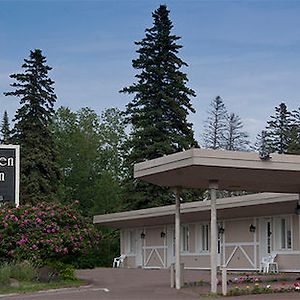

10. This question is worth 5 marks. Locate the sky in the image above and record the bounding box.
[0,0,300,143]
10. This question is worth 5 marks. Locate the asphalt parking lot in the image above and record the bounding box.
[1,268,300,300]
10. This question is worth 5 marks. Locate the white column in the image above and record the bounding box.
[298,195,300,255]
[209,180,218,294]
[175,187,181,289]
[222,267,227,296]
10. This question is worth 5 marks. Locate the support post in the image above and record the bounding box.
[298,194,300,263]
[175,187,181,289]
[222,266,227,296]
[209,180,218,294]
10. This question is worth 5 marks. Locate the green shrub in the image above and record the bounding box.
[97,229,120,267]
[46,261,76,281]
[10,261,37,282]
[0,261,37,286]
[0,263,11,285]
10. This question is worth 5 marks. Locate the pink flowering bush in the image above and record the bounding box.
[0,202,101,263]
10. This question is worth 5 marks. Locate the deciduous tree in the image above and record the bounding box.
[54,107,125,216]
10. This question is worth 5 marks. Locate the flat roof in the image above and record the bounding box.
[134,149,300,193]
[93,193,299,228]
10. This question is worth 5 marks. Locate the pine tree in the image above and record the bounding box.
[292,107,300,128]
[255,130,272,160]
[1,111,10,144]
[224,113,250,151]
[288,107,300,154]
[266,102,292,154]
[203,96,227,149]
[4,49,60,205]
[120,5,199,209]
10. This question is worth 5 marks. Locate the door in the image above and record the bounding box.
[135,229,143,267]
[260,218,273,260]
[166,225,175,266]
[143,226,167,268]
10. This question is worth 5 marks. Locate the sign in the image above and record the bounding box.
[0,145,20,206]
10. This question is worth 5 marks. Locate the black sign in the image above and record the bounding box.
[0,146,19,205]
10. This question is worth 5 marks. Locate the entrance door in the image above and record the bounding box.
[135,229,143,267]
[260,218,273,260]
[143,226,167,268]
[166,225,175,267]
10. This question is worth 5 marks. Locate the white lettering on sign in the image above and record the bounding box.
[0,173,5,182]
[0,157,14,167]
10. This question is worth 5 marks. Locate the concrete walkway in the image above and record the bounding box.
[1,268,300,300]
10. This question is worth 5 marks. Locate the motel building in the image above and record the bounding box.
[94,149,300,293]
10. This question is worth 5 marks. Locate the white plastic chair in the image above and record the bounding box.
[112,254,126,268]
[260,253,278,273]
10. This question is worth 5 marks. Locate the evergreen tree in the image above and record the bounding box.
[1,111,10,144]
[224,112,250,151]
[203,96,227,149]
[266,102,292,154]
[288,107,300,154]
[4,49,60,205]
[292,107,300,128]
[255,130,272,160]
[120,5,198,209]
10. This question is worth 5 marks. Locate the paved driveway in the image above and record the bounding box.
[2,268,300,300]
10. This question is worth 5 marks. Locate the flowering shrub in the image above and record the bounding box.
[0,202,101,263]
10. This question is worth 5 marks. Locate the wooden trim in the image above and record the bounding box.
[276,251,300,255]
[181,252,210,256]
[225,242,256,246]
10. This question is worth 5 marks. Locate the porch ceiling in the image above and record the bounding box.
[134,149,300,193]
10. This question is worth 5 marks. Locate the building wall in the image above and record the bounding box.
[120,213,300,272]
[276,254,300,271]
[181,255,210,269]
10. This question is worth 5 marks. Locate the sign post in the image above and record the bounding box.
[0,145,20,206]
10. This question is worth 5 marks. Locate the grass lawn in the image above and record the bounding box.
[0,279,85,295]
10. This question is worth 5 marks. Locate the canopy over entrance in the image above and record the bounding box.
[134,148,300,293]
[134,148,300,193]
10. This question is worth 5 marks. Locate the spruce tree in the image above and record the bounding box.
[120,5,198,209]
[224,112,250,151]
[255,130,272,160]
[1,111,11,144]
[4,49,60,205]
[203,96,227,149]
[266,102,292,154]
[288,107,300,154]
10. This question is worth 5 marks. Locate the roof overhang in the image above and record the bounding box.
[134,149,300,193]
[93,193,300,228]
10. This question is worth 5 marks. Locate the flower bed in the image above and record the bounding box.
[227,274,300,296]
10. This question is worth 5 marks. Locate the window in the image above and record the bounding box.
[196,224,209,252]
[280,218,292,250]
[129,230,136,253]
[124,229,136,254]
[200,224,208,252]
[181,225,189,252]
